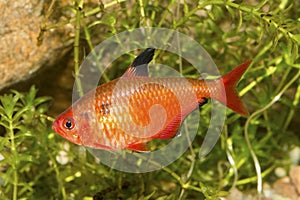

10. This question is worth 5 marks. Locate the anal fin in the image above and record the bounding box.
[199,97,208,107]
[126,142,149,152]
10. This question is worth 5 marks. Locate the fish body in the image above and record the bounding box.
[52,48,250,151]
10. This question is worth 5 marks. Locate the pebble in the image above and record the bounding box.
[289,147,300,165]
[224,165,300,200]
[290,166,300,194]
[273,176,298,200]
[275,167,287,178]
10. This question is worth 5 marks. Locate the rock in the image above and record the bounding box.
[289,166,300,194]
[224,187,244,200]
[273,176,298,200]
[223,187,256,200]
[289,147,300,165]
[275,167,287,178]
[263,182,274,199]
[0,0,72,90]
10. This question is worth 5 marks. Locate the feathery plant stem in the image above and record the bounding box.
[236,165,276,185]
[39,114,55,122]
[244,70,300,196]
[0,94,23,200]
[74,0,84,97]
[38,0,125,32]
[224,126,239,189]
[138,0,146,26]
[283,83,300,131]
[48,148,67,199]
[81,19,110,83]
[37,0,56,45]
[9,120,18,200]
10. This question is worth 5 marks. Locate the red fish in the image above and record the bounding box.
[52,48,251,152]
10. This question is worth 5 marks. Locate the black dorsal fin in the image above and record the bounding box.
[131,47,155,68]
[123,48,155,77]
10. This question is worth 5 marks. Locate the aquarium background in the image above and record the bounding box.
[0,0,299,199]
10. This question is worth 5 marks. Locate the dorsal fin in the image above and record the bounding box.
[123,48,155,77]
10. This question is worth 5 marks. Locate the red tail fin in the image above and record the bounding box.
[221,60,251,116]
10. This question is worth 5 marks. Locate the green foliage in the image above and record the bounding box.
[0,86,52,199]
[1,0,299,199]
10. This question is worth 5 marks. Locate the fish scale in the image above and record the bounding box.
[66,77,217,149]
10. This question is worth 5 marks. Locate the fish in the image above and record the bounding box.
[52,48,251,152]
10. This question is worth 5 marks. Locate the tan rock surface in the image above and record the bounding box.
[290,166,300,195]
[273,176,299,200]
[0,0,71,90]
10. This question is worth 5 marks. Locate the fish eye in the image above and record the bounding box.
[63,117,75,130]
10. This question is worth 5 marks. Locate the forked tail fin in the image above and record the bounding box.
[221,60,251,116]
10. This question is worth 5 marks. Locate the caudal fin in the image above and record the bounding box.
[221,60,251,116]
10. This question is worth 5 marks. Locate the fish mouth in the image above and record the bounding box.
[52,120,62,134]
[52,123,56,132]
[52,121,57,132]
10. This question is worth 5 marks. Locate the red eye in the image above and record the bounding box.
[63,117,75,130]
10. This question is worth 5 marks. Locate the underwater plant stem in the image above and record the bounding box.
[224,126,238,189]
[237,165,276,185]
[183,122,196,181]
[74,0,84,97]
[176,17,196,188]
[38,0,125,32]
[162,166,205,194]
[47,148,66,199]
[174,1,298,43]
[178,188,185,200]
[138,0,146,26]
[174,5,200,28]
[162,166,183,185]
[39,114,55,122]
[283,82,300,131]
[177,122,196,199]
[158,1,176,27]
[37,0,56,45]
[84,0,126,17]
[130,152,201,195]
[275,67,291,95]
[224,1,298,42]
[244,70,300,197]
[81,19,110,82]
[8,121,18,200]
